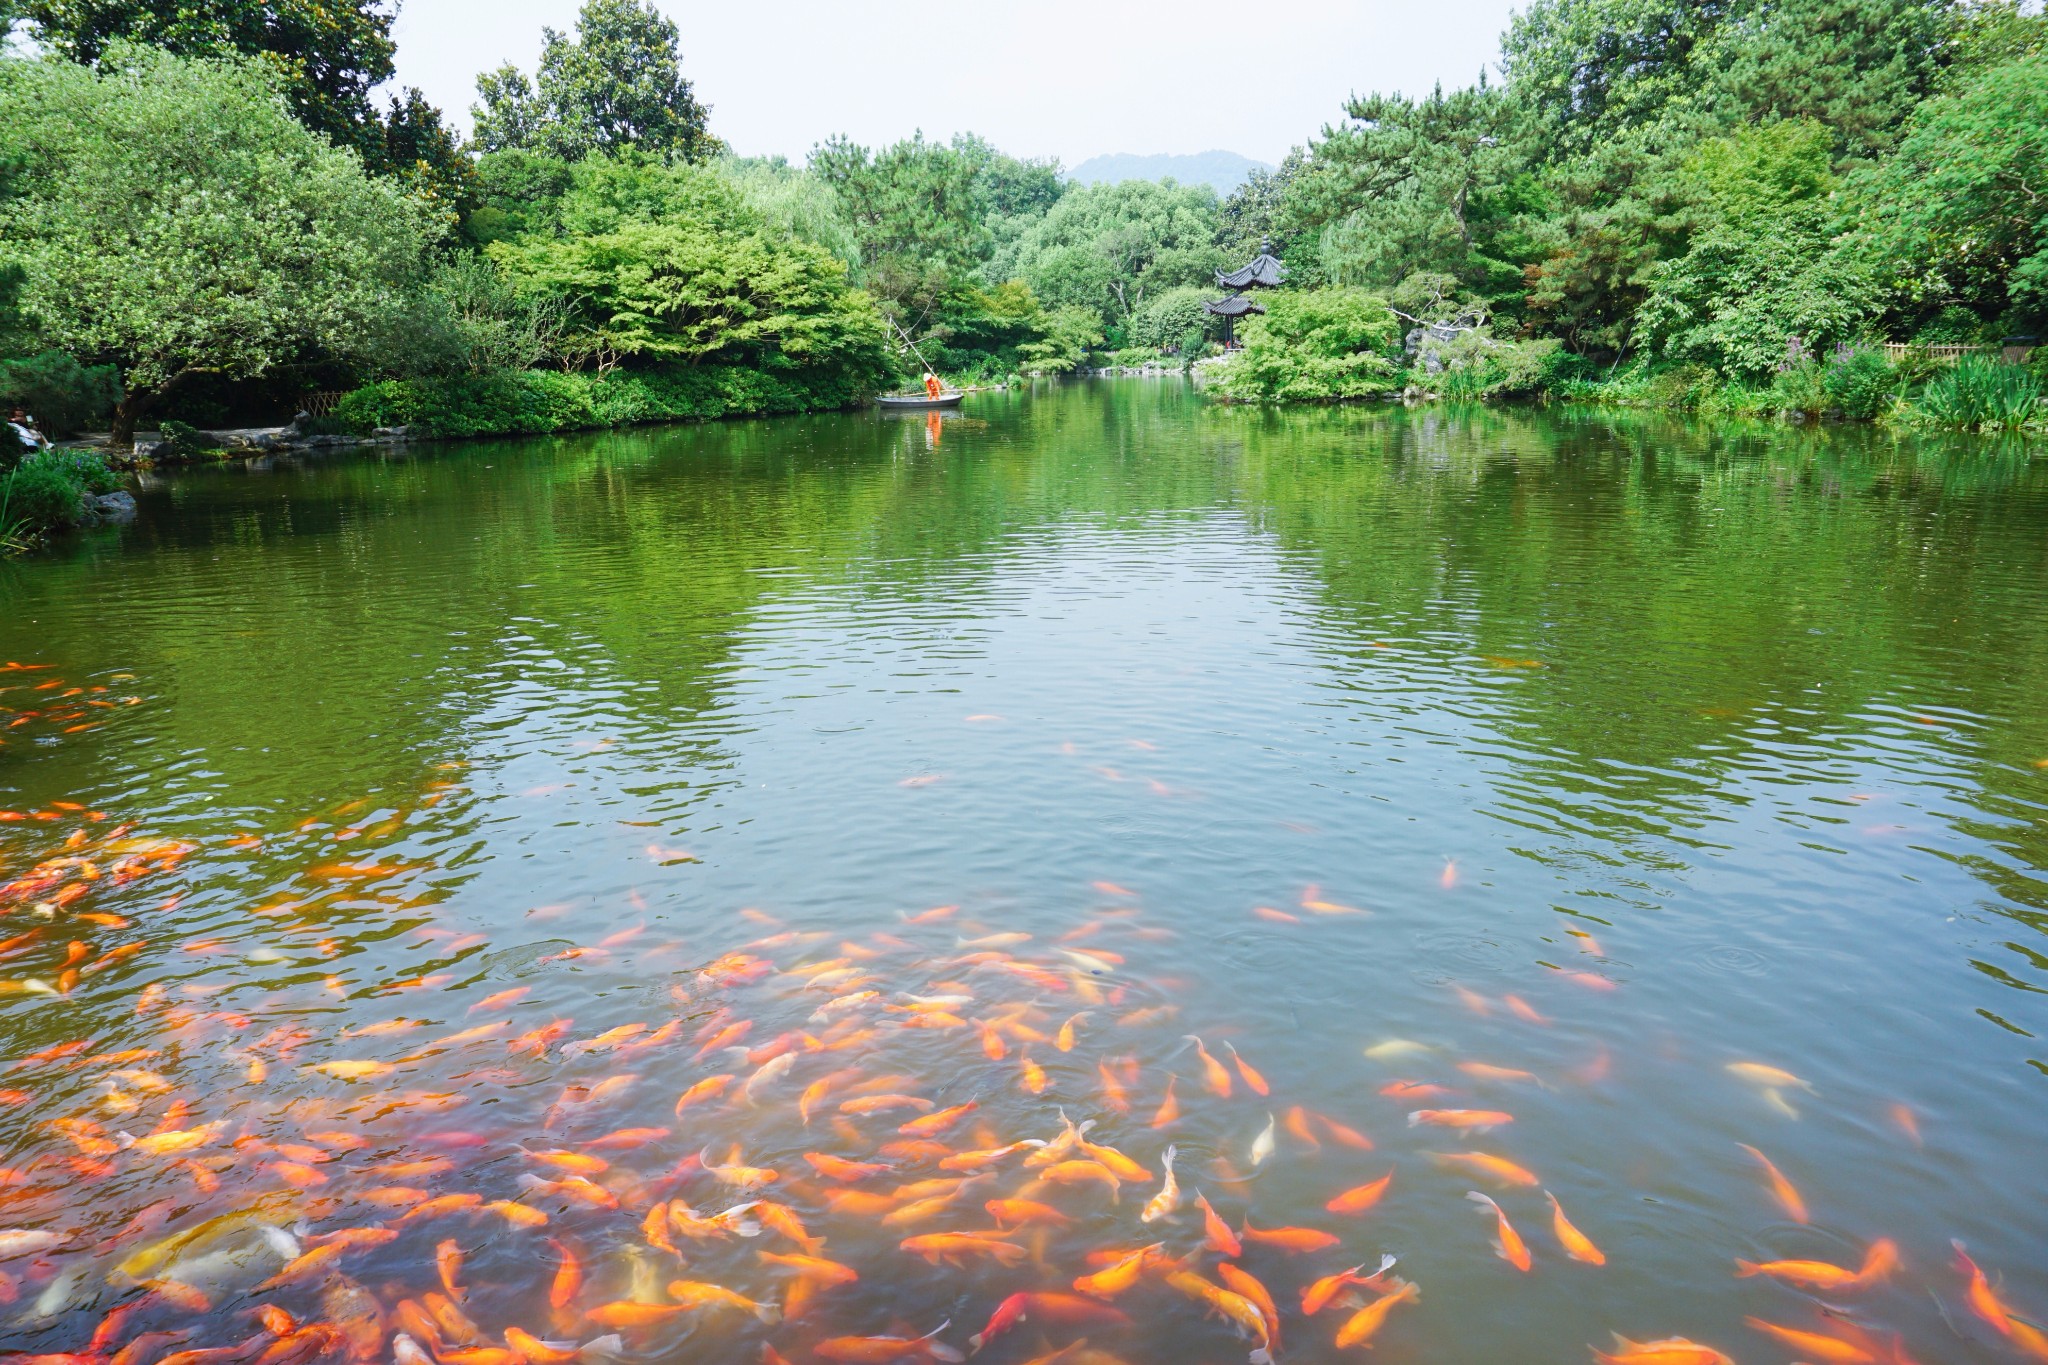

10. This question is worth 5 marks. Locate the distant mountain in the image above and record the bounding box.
[1068,151,1272,196]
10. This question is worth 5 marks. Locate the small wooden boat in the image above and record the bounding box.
[876,391,964,410]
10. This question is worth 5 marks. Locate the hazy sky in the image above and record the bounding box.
[389,0,1524,168]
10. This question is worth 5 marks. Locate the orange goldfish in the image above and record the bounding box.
[1741,1318,1876,1364]
[1215,1263,1282,1352]
[807,1153,892,1182]
[1301,1256,1398,1315]
[1592,1336,1735,1365]
[967,1292,1131,1352]
[665,1280,780,1322]
[1163,1269,1273,1364]
[1150,1076,1180,1128]
[813,1320,961,1362]
[758,1250,859,1288]
[1185,1036,1232,1097]
[1197,1190,1242,1256]
[1429,1151,1539,1187]
[985,1198,1070,1227]
[1333,1278,1420,1349]
[673,1075,734,1114]
[1240,1218,1340,1253]
[1546,1191,1605,1265]
[1039,1159,1122,1201]
[1734,1239,1897,1291]
[1735,1143,1808,1224]
[1468,1191,1532,1271]
[1223,1042,1269,1096]
[939,1140,1041,1171]
[899,1101,977,1137]
[1326,1172,1393,1216]
[435,1239,464,1300]
[699,1145,778,1188]
[1408,1109,1514,1130]
[1073,1243,1165,1298]
[899,1233,1026,1267]
[547,1240,581,1311]
[1953,1239,2013,1336]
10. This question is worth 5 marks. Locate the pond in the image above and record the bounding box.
[3,380,2046,1365]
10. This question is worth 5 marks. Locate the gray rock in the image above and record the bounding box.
[92,490,137,523]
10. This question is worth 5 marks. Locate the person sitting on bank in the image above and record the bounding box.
[923,372,943,400]
[7,406,47,453]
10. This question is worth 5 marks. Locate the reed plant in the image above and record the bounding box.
[1908,355,2041,430]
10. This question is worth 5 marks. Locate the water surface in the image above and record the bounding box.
[3,382,2047,1364]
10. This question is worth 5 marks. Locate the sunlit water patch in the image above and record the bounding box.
[2,384,2047,1365]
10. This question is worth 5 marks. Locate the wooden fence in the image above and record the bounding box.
[299,391,346,417]
[1882,342,2036,365]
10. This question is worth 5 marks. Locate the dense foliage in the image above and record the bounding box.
[1223,0,2048,419]
[0,44,437,442]
[4,0,2044,546]
[472,0,715,164]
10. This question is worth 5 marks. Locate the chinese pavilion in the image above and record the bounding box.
[1204,238,1287,348]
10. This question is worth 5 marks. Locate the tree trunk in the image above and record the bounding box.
[109,387,154,448]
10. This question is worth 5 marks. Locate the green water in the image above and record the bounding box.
[2,381,2046,1364]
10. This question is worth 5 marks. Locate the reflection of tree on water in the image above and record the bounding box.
[6,384,2047,1014]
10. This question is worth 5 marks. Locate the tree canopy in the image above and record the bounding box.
[0,43,436,439]
[472,0,716,164]
[20,0,400,158]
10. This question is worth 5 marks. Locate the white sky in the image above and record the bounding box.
[389,0,1524,168]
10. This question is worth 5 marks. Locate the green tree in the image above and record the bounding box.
[1285,81,1525,295]
[999,179,1225,332]
[1636,120,1877,376]
[471,0,715,163]
[20,0,399,157]
[1849,51,2048,331]
[377,86,477,222]
[1016,306,1103,375]
[478,156,892,388]
[490,222,890,385]
[0,44,436,442]
[1211,288,1401,401]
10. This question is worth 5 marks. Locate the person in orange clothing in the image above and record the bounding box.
[923,371,943,399]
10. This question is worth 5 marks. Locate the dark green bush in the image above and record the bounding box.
[0,447,117,539]
[1822,347,1898,418]
[0,351,120,437]
[157,420,225,460]
[1770,358,1830,416]
[335,365,860,439]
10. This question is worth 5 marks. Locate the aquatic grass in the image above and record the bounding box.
[1908,355,2042,430]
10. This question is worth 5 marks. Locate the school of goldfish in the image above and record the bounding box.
[2,658,2046,1365]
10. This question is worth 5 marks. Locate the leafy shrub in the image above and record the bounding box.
[1822,347,1898,419]
[1770,359,1830,416]
[1129,287,1214,351]
[0,447,117,540]
[1907,355,2042,429]
[1211,288,1401,402]
[0,351,120,437]
[1912,306,1989,345]
[335,364,864,440]
[156,420,224,460]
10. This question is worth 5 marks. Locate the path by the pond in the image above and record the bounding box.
[2,381,2045,1365]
